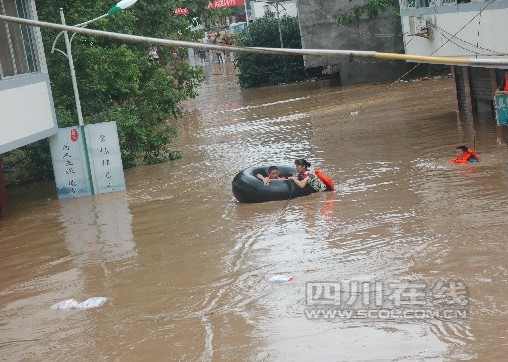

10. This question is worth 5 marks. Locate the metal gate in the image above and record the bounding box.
[469,67,493,102]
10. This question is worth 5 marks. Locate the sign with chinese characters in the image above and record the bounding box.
[175,7,189,15]
[304,279,469,320]
[50,126,92,199]
[50,122,126,199]
[85,122,126,195]
[208,0,245,9]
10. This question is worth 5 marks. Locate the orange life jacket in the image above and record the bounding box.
[450,149,480,164]
[314,169,335,191]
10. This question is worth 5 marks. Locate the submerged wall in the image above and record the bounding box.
[297,0,405,85]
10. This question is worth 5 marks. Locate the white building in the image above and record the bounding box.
[251,0,298,20]
[0,0,58,213]
[0,0,58,154]
[400,0,508,113]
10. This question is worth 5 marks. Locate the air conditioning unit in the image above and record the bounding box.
[408,16,434,39]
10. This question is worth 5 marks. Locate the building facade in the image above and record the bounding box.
[0,0,58,154]
[399,0,508,114]
[251,0,298,20]
[0,0,58,214]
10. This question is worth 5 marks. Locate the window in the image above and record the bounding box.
[0,0,39,79]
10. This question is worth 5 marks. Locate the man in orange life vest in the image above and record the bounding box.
[498,71,508,92]
[450,146,479,164]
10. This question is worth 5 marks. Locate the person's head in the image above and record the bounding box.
[456,146,469,158]
[505,71,508,80]
[267,166,280,178]
[295,158,311,173]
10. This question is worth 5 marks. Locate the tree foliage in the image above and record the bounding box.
[332,0,399,25]
[5,0,209,183]
[233,12,319,89]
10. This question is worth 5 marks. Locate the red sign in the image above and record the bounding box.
[208,0,245,9]
[70,129,79,142]
[175,7,189,15]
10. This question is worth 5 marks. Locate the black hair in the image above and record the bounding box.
[268,166,279,173]
[295,158,311,168]
[456,146,469,153]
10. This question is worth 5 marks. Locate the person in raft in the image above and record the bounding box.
[288,159,327,191]
[450,146,480,164]
[256,166,286,186]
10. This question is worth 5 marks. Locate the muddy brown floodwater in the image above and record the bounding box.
[2,60,508,361]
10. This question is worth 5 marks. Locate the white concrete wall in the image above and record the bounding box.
[0,0,58,154]
[400,0,508,67]
[251,1,298,20]
[0,75,58,154]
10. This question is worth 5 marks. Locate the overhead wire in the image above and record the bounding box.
[431,24,507,56]
[311,0,498,134]
[1,14,507,65]
[0,1,501,198]
[160,0,501,201]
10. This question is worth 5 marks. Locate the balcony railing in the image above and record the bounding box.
[400,0,489,10]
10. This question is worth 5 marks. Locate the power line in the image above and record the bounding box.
[1,15,508,66]
[431,24,507,57]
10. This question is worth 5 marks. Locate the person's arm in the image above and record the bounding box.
[256,173,270,186]
[288,176,308,188]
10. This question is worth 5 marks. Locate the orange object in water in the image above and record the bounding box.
[315,169,335,191]
[504,82,508,92]
[450,149,480,164]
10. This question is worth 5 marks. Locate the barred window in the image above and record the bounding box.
[0,0,39,78]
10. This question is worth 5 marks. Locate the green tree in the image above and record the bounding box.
[5,0,209,183]
[233,12,319,89]
[332,0,399,25]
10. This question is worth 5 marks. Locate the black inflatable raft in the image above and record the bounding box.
[232,166,315,203]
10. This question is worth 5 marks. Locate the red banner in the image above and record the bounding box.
[175,7,190,15]
[208,0,245,9]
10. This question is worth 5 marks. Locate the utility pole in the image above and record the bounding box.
[57,8,94,195]
[59,9,84,128]
[275,0,283,48]
[244,0,249,28]
[0,158,8,218]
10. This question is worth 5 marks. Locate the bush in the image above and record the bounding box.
[4,0,207,184]
[233,12,317,88]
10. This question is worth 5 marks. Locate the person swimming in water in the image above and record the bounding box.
[450,146,479,164]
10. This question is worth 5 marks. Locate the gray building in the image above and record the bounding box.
[297,0,404,85]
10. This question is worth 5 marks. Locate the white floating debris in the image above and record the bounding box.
[51,297,108,310]
[269,275,294,283]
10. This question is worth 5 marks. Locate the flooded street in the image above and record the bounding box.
[2,59,508,360]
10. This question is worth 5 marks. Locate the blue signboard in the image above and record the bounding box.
[494,92,508,126]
